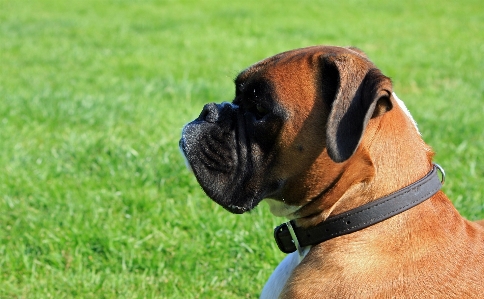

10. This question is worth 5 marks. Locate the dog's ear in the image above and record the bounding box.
[320,53,393,163]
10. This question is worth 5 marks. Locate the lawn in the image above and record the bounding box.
[0,0,483,298]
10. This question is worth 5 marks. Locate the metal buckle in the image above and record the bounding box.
[285,221,303,256]
[434,163,445,185]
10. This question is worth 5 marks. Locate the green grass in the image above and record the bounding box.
[0,0,483,297]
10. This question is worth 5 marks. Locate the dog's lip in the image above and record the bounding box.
[178,137,186,153]
[226,204,249,214]
[180,136,258,214]
[178,137,193,173]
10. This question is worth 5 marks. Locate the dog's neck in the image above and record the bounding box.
[273,165,442,254]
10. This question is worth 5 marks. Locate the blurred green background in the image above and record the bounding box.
[1,0,483,298]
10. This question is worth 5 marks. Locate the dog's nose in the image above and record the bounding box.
[199,103,219,123]
[199,102,235,123]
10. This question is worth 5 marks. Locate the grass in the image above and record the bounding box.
[0,0,483,297]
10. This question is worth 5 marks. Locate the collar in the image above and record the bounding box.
[274,164,445,254]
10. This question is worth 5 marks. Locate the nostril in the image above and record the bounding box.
[199,103,219,123]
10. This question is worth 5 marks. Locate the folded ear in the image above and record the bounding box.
[320,53,393,163]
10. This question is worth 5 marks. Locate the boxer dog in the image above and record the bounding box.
[179,45,484,298]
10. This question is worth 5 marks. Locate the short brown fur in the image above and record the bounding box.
[251,46,484,298]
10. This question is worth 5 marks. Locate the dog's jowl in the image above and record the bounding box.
[179,45,484,298]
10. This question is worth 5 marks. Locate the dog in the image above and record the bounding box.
[179,45,484,298]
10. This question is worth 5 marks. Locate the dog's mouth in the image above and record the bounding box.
[180,135,248,212]
[180,137,249,214]
[178,109,275,214]
[226,204,250,214]
[179,120,260,214]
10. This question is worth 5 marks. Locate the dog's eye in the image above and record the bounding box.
[256,103,267,115]
[246,103,269,120]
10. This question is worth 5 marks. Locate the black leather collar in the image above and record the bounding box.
[274,164,443,254]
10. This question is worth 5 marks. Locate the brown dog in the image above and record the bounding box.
[179,46,484,298]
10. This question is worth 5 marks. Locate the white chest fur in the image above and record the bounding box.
[260,200,309,298]
[259,247,309,299]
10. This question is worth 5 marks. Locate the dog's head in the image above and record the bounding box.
[179,46,393,214]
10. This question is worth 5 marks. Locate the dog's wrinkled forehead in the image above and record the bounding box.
[236,47,316,82]
[234,48,318,99]
[235,46,374,90]
[243,46,369,70]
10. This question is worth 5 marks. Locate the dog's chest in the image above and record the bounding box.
[260,247,310,299]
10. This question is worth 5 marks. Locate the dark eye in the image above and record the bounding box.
[247,102,269,120]
[256,103,267,114]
